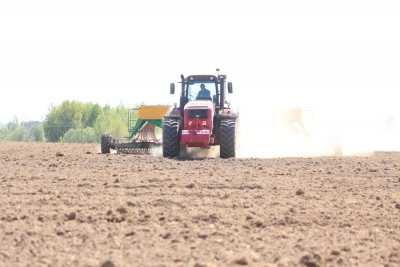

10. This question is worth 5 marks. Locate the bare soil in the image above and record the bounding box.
[1,142,400,267]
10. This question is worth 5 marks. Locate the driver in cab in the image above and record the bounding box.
[196,84,211,100]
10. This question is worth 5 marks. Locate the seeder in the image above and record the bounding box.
[101,105,171,154]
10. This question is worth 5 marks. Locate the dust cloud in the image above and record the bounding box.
[179,146,220,159]
[235,105,339,158]
[235,103,400,158]
[152,102,400,159]
[150,146,163,157]
[151,143,220,159]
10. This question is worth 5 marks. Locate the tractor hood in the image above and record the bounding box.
[181,100,214,148]
[184,100,214,110]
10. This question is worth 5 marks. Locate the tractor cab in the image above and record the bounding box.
[186,76,218,103]
[169,73,233,118]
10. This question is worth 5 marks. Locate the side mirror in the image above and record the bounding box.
[170,83,175,94]
[227,82,233,93]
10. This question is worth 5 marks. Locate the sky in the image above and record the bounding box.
[1,0,399,151]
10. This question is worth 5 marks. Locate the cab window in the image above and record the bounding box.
[187,81,217,102]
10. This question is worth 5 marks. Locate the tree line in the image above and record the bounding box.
[0,100,141,143]
[0,117,45,142]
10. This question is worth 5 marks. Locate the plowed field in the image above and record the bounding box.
[1,142,400,267]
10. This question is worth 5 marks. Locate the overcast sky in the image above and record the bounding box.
[1,0,399,133]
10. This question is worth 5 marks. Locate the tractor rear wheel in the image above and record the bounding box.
[220,119,236,158]
[162,119,179,158]
[101,133,111,154]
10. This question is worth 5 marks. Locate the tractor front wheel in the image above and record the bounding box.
[101,133,111,154]
[220,119,236,158]
[162,119,179,158]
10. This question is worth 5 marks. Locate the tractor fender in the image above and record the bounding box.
[163,115,182,121]
[221,108,233,115]
[216,114,238,121]
[220,107,239,117]
[169,108,180,116]
[163,115,183,135]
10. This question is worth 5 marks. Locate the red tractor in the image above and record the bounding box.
[163,71,238,158]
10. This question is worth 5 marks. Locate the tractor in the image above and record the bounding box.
[163,70,238,158]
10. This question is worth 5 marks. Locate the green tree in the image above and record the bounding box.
[0,123,8,141]
[93,113,107,140]
[31,124,45,142]
[108,119,128,140]
[43,101,82,142]
[93,103,130,140]
[2,116,28,141]
[82,127,97,143]
[63,127,97,143]
[7,125,28,141]
[63,128,79,143]
[82,103,103,128]
[7,116,19,132]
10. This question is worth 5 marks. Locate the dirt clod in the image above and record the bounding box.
[230,255,249,265]
[331,250,340,256]
[198,232,208,239]
[101,261,115,267]
[67,212,76,220]
[296,188,305,195]
[186,183,195,189]
[117,205,128,214]
[300,254,321,267]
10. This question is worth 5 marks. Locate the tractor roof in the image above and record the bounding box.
[185,75,219,82]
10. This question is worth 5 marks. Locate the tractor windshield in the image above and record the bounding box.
[187,81,217,102]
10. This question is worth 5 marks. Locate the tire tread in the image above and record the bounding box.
[220,119,236,158]
[101,133,111,154]
[162,120,179,158]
